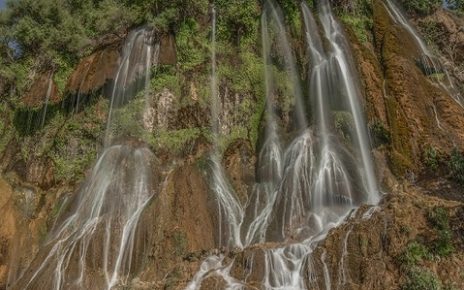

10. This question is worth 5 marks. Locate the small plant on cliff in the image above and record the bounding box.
[399,241,432,267]
[399,0,443,15]
[423,145,440,171]
[447,0,464,12]
[448,148,464,185]
[369,121,391,147]
[402,267,443,290]
[427,207,454,257]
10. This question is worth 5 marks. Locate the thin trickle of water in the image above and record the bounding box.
[384,0,464,107]
[211,6,219,144]
[337,227,352,289]
[208,5,244,249]
[432,103,444,130]
[40,74,54,128]
[321,249,331,290]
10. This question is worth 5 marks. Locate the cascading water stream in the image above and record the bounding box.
[106,28,159,145]
[11,28,159,290]
[318,0,380,204]
[209,5,245,249]
[187,1,381,289]
[384,0,464,107]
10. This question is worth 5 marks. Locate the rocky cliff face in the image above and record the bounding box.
[0,0,464,289]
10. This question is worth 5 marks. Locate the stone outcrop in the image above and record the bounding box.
[66,45,120,95]
[21,73,59,108]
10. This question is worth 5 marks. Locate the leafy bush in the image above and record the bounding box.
[423,145,439,171]
[448,148,464,184]
[339,14,373,43]
[333,111,354,143]
[402,267,442,290]
[152,128,203,154]
[427,207,454,257]
[215,0,260,44]
[446,0,464,11]
[399,0,442,15]
[176,18,208,72]
[369,121,391,147]
[399,242,432,266]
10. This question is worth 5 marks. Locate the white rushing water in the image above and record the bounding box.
[187,1,381,289]
[11,27,159,290]
[105,28,159,145]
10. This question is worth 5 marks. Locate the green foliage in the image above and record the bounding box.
[448,148,464,184]
[0,103,14,154]
[172,231,187,256]
[399,242,432,266]
[420,20,443,47]
[0,56,37,94]
[427,207,454,257]
[277,0,302,36]
[46,99,106,183]
[151,66,181,96]
[399,0,442,15]
[52,54,74,94]
[423,145,440,171]
[152,128,203,154]
[369,121,391,147]
[339,14,373,43]
[215,0,260,45]
[333,111,354,143]
[2,0,88,60]
[402,267,443,290]
[176,18,208,72]
[447,0,464,12]
[334,0,373,43]
[108,96,146,140]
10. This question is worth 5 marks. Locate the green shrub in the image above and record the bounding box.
[427,207,454,257]
[152,128,203,154]
[423,145,439,171]
[176,18,208,72]
[399,0,442,15]
[333,111,354,143]
[339,14,372,43]
[448,148,464,184]
[369,121,391,147]
[402,267,442,290]
[399,241,432,266]
[446,0,464,12]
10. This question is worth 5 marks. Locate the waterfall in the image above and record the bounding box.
[319,0,380,203]
[208,5,245,249]
[105,28,159,145]
[10,27,159,290]
[384,0,464,107]
[187,1,381,289]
